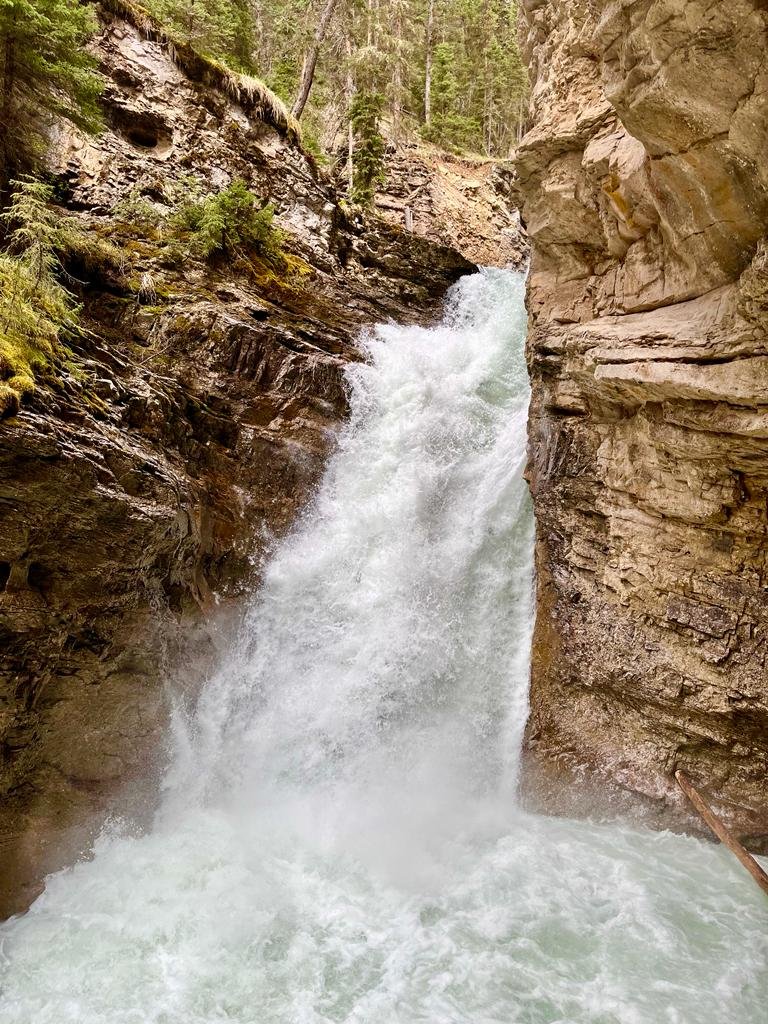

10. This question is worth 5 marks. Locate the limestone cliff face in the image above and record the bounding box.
[374,144,528,268]
[0,9,473,917]
[517,0,768,844]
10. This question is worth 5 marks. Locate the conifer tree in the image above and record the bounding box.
[0,0,102,187]
[147,0,256,71]
[133,0,529,162]
[349,91,385,205]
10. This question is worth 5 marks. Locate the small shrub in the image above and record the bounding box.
[114,188,166,231]
[0,260,72,419]
[420,113,484,155]
[300,126,329,167]
[0,253,74,417]
[172,179,284,264]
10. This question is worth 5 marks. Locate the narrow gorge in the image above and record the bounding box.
[0,3,479,917]
[0,0,767,1021]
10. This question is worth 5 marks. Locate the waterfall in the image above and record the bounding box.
[1,270,766,1023]
[162,267,535,824]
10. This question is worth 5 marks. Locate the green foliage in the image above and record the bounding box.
[420,41,480,151]
[433,39,458,108]
[143,0,256,71]
[107,177,286,267]
[422,111,482,152]
[117,0,527,164]
[349,92,386,206]
[0,179,77,416]
[2,178,65,279]
[0,0,102,180]
[418,1,527,154]
[301,128,331,167]
[0,176,128,416]
[114,189,165,231]
[172,179,284,263]
[0,252,70,416]
[226,0,528,161]
[266,56,300,104]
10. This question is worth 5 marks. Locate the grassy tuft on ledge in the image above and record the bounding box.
[99,0,303,146]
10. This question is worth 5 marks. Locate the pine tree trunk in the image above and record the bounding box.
[0,31,17,199]
[291,0,340,120]
[345,32,354,193]
[391,2,403,143]
[424,0,434,126]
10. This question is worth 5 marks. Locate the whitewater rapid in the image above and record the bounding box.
[1,270,766,1023]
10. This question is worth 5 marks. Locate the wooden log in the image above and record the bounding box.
[675,770,768,897]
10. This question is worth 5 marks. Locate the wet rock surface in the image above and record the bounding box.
[0,9,473,918]
[517,0,768,844]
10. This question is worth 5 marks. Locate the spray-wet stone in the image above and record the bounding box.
[1,270,767,1024]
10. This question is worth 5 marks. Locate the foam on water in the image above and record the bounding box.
[1,269,766,1023]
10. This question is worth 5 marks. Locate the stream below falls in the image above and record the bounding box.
[1,269,766,1023]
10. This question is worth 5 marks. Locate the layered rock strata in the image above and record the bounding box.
[374,143,528,267]
[0,9,473,917]
[517,0,768,845]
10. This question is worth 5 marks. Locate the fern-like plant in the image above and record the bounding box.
[173,179,284,263]
[0,181,74,415]
[0,177,122,417]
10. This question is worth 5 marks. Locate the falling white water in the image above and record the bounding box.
[1,269,766,1024]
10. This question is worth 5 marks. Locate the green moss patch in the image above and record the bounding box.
[0,254,71,417]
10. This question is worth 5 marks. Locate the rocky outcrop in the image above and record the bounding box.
[374,143,528,267]
[517,0,768,845]
[0,8,473,918]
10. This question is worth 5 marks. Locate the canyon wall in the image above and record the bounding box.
[0,8,473,917]
[517,0,768,843]
[374,144,528,268]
